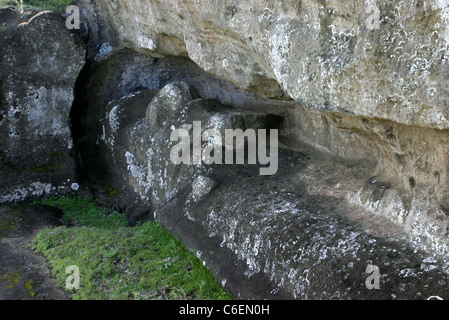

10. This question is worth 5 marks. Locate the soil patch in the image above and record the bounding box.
[0,205,69,300]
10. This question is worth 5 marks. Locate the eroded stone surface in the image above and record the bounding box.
[0,8,86,203]
[74,0,449,264]
[87,80,282,219]
[156,147,449,300]
[76,72,449,299]
[191,176,218,202]
[71,45,449,299]
[77,0,449,129]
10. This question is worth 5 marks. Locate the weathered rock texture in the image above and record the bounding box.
[77,0,449,128]
[40,0,449,299]
[72,46,449,299]
[76,0,449,258]
[72,52,284,223]
[9,0,449,301]
[0,8,86,203]
[157,154,449,300]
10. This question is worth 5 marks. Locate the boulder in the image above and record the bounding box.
[0,8,86,203]
[71,50,284,224]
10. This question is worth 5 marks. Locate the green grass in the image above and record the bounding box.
[0,0,74,13]
[30,196,233,300]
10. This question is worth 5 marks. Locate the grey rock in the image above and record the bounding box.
[73,1,449,255]
[63,3,449,298]
[0,204,63,238]
[70,47,449,298]
[191,176,218,202]
[157,148,449,300]
[112,83,281,210]
[73,52,283,222]
[76,0,449,129]
[0,8,86,203]
[145,81,200,128]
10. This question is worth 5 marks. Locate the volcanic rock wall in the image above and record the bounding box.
[0,9,86,203]
[2,0,449,300]
[76,0,449,260]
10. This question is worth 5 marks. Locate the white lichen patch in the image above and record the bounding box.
[95,42,113,61]
[106,105,121,147]
[125,151,152,201]
[0,182,53,203]
[108,106,120,134]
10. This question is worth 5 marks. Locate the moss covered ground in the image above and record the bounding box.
[30,196,233,300]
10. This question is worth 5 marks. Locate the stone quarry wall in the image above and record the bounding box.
[2,0,449,300]
[0,9,86,203]
[67,0,449,299]
[72,52,449,298]
[77,0,449,128]
[76,0,449,258]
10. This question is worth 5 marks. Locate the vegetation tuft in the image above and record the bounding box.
[0,0,74,13]
[30,196,233,300]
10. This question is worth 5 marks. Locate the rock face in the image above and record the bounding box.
[72,48,449,299]
[157,155,449,300]
[72,53,284,223]
[77,0,449,129]
[76,0,449,257]
[0,8,86,203]
[72,0,449,299]
[71,49,285,221]
[1,0,447,301]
